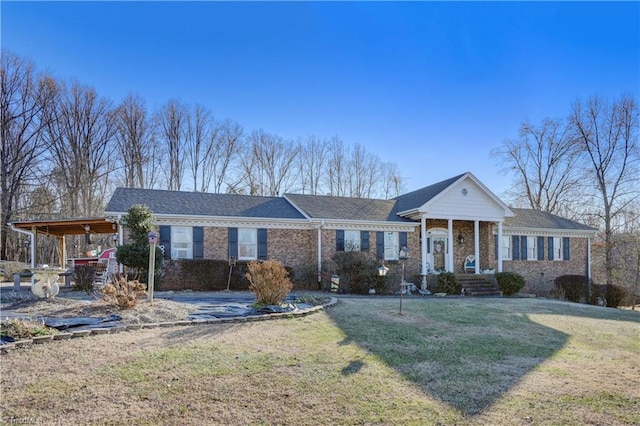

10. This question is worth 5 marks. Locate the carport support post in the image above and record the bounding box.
[148,232,158,305]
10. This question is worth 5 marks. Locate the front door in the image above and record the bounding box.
[427,228,449,272]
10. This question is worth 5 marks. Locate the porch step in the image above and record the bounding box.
[456,274,502,297]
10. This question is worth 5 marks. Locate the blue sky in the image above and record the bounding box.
[2,1,638,196]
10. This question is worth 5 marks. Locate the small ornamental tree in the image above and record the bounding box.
[115,204,163,283]
[246,260,293,305]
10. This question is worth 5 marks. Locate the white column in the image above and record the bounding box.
[447,219,454,272]
[497,221,503,273]
[421,216,428,286]
[474,220,480,274]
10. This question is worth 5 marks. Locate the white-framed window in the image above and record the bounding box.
[171,226,193,259]
[502,236,512,260]
[344,230,361,252]
[553,237,563,261]
[238,228,257,260]
[384,232,399,261]
[527,236,537,261]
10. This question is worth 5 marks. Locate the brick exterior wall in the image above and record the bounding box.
[164,223,591,294]
[502,237,589,295]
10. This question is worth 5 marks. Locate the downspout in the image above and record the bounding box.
[317,220,324,285]
[497,221,503,273]
[587,236,592,281]
[9,224,35,268]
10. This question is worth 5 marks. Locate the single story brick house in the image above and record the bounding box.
[104,172,597,290]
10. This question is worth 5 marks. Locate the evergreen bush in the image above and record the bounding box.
[495,271,526,296]
[435,272,460,295]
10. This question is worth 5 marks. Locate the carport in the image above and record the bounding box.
[9,217,121,269]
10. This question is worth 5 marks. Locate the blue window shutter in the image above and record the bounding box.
[193,227,204,259]
[360,231,370,252]
[400,232,408,249]
[548,237,554,260]
[520,236,528,260]
[336,230,344,251]
[512,235,520,260]
[159,226,171,260]
[427,237,431,254]
[563,237,570,260]
[228,228,238,258]
[258,228,267,260]
[537,236,545,260]
[376,232,384,259]
[495,234,498,260]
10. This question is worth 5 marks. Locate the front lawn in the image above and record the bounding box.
[1,297,638,425]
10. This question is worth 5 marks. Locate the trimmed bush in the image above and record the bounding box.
[246,260,293,305]
[73,265,96,294]
[554,275,588,303]
[435,272,461,295]
[495,272,526,296]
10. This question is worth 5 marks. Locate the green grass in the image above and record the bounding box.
[1,297,638,425]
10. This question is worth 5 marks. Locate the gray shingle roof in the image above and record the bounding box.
[392,173,465,213]
[284,193,413,222]
[505,208,597,231]
[105,188,306,219]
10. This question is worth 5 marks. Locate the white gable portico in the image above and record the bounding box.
[395,172,514,282]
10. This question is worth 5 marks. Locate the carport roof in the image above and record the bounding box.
[10,218,118,237]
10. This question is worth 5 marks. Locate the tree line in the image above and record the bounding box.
[1,50,405,260]
[493,93,639,291]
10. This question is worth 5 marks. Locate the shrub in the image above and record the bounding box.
[435,272,461,295]
[495,272,526,296]
[73,265,96,294]
[554,275,588,303]
[0,261,30,281]
[332,251,381,294]
[246,260,294,305]
[116,205,163,283]
[101,274,147,309]
[1,318,58,340]
[605,284,630,308]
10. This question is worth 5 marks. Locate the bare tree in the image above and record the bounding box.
[570,95,640,284]
[347,144,380,198]
[297,135,328,195]
[114,93,158,188]
[184,103,212,192]
[0,51,56,259]
[240,129,300,196]
[208,119,243,193]
[494,118,581,215]
[155,99,187,191]
[43,79,117,217]
[326,136,348,197]
[379,161,405,199]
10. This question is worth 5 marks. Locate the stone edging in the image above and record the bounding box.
[0,297,338,355]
